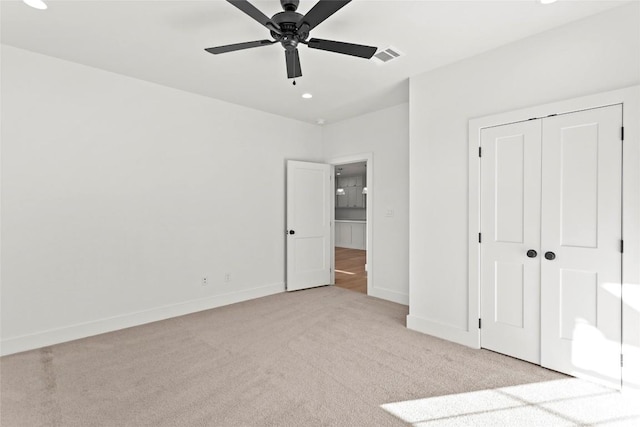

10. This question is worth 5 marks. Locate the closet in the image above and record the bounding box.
[480,104,622,385]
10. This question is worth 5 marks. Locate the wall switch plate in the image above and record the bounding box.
[385,209,394,217]
[224,273,231,283]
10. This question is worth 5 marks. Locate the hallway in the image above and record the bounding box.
[334,247,367,294]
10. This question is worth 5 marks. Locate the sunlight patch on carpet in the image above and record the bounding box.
[381,378,640,426]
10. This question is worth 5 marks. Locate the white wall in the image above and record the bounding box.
[408,3,640,386]
[322,103,410,304]
[0,45,322,355]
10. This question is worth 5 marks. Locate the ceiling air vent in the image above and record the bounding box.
[372,46,403,65]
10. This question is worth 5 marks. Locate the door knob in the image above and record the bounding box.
[289,230,295,235]
[526,249,537,258]
[544,251,556,260]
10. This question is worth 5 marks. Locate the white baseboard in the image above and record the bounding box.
[406,314,480,348]
[369,287,409,305]
[0,283,284,356]
[336,244,366,250]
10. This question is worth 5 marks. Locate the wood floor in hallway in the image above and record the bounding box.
[334,247,367,294]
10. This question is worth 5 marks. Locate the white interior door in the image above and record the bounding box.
[480,120,542,364]
[540,105,622,387]
[286,160,332,291]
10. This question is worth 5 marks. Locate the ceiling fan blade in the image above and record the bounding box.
[227,0,281,33]
[205,40,276,55]
[307,38,377,59]
[285,49,302,79]
[302,0,351,30]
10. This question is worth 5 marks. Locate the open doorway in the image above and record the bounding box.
[333,161,368,294]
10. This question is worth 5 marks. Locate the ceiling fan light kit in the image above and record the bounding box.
[205,0,377,80]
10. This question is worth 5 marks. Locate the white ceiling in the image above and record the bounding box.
[0,0,630,125]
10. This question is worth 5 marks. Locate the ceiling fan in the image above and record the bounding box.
[205,0,378,80]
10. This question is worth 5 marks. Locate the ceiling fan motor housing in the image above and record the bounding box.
[271,11,308,49]
[280,0,299,12]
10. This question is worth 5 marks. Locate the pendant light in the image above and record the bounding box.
[336,168,345,195]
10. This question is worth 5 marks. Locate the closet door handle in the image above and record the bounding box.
[526,249,537,258]
[544,251,556,260]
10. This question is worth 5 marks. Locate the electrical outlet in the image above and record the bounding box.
[224,273,231,283]
[202,276,208,286]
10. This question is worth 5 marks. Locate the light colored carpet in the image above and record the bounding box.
[2,286,630,426]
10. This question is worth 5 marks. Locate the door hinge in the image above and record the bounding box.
[621,126,625,141]
[479,318,482,329]
[621,240,624,253]
[621,353,624,367]
[478,147,482,157]
[478,233,482,243]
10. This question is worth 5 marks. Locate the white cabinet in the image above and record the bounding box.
[338,175,364,188]
[335,222,350,246]
[336,174,365,208]
[351,222,366,249]
[346,186,364,208]
[335,221,366,250]
[336,191,348,208]
[338,176,362,188]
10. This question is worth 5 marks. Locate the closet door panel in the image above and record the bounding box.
[480,120,542,364]
[540,105,622,387]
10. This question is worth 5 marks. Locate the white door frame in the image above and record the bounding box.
[468,85,640,391]
[329,153,373,295]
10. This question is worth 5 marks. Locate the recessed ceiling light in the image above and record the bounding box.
[538,0,558,4]
[302,93,313,99]
[316,118,326,125]
[23,0,48,9]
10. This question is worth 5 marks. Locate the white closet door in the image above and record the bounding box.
[480,120,542,364]
[540,105,622,387]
